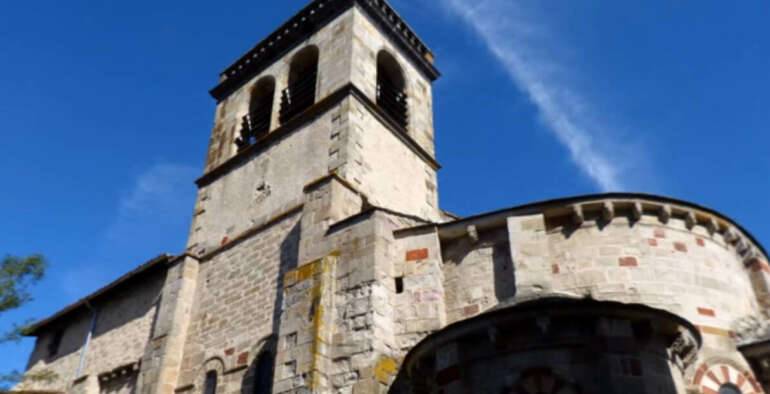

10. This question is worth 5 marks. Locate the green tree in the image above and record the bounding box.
[0,254,53,390]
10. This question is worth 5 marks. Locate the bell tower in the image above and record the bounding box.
[187,0,442,256]
[146,2,445,394]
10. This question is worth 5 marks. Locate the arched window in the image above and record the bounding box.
[280,46,319,124]
[253,351,274,394]
[237,77,275,150]
[376,51,408,130]
[719,384,742,394]
[203,370,218,394]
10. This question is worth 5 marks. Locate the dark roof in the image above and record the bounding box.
[25,254,174,336]
[397,192,768,258]
[209,0,440,101]
[402,296,703,368]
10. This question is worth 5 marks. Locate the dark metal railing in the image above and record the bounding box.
[377,79,408,130]
[235,105,272,150]
[280,72,317,124]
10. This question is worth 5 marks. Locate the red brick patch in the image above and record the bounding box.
[225,347,235,356]
[221,236,230,246]
[697,307,716,317]
[706,371,721,386]
[674,242,688,253]
[751,259,770,273]
[406,248,429,261]
[463,304,480,317]
[737,373,746,389]
[654,229,666,239]
[552,264,560,274]
[237,352,249,365]
[749,375,762,392]
[648,239,658,247]
[619,257,638,267]
[697,238,706,247]
[694,364,708,385]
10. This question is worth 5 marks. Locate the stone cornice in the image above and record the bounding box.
[398,194,768,261]
[560,198,767,265]
[210,0,439,102]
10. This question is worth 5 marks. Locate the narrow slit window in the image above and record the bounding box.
[395,277,404,294]
[204,371,218,394]
[254,352,274,394]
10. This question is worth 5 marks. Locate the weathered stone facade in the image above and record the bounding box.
[21,1,770,394]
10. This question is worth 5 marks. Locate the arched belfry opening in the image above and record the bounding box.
[376,50,408,130]
[280,46,319,124]
[237,77,275,150]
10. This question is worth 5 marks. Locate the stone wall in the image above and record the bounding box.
[175,211,302,393]
[393,198,769,393]
[203,9,355,174]
[349,7,436,157]
[341,97,440,222]
[23,270,166,393]
[189,100,344,254]
[398,299,700,394]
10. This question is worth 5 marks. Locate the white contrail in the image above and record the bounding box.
[442,0,627,191]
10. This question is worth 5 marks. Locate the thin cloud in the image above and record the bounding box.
[439,0,641,192]
[62,162,197,298]
[118,163,198,217]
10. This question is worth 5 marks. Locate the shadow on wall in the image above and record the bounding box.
[27,272,166,370]
[492,241,516,302]
[240,221,301,394]
[441,227,517,306]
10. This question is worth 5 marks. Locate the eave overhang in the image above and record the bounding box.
[395,193,768,260]
[209,0,440,102]
[25,254,180,336]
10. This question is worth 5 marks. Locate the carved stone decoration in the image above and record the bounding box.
[659,204,672,224]
[632,201,644,221]
[467,225,479,243]
[692,362,765,394]
[670,329,699,371]
[602,201,615,222]
[708,218,720,235]
[685,211,697,230]
[572,205,585,226]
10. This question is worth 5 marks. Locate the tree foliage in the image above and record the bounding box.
[0,255,46,314]
[0,254,50,391]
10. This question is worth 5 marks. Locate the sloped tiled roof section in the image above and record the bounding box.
[25,254,173,336]
[210,0,440,101]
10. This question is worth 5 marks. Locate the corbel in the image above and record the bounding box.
[602,201,615,222]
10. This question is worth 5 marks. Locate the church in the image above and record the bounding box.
[20,1,770,393]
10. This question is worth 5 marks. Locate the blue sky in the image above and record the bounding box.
[1,0,768,373]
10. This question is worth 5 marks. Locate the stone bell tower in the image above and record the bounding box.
[139,1,443,394]
[186,0,442,257]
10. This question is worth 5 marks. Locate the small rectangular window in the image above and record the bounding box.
[395,277,404,294]
[47,329,64,358]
